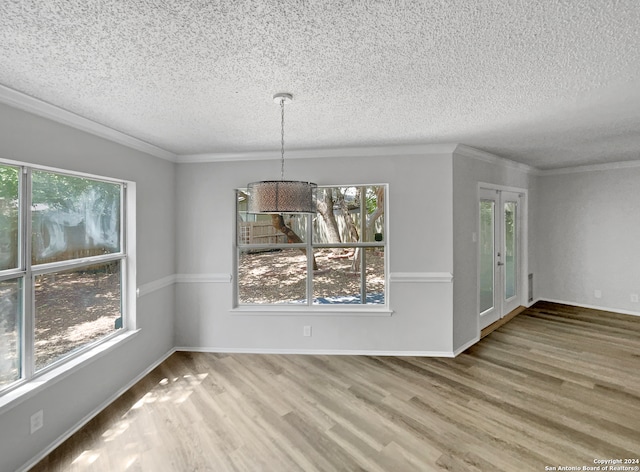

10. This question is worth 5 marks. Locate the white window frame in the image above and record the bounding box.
[233,183,391,314]
[0,158,137,400]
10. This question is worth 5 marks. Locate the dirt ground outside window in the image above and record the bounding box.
[238,248,385,304]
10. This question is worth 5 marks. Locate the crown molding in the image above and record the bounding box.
[0,84,178,162]
[453,144,538,174]
[178,143,459,163]
[538,159,640,176]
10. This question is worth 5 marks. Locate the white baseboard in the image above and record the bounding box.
[17,348,177,472]
[531,298,640,317]
[174,346,456,358]
[452,336,480,356]
[527,297,541,307]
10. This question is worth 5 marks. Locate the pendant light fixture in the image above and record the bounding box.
[247,93,317,214]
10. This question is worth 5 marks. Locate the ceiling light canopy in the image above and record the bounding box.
[247,93,317,214]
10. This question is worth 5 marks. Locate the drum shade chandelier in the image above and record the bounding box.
[247,93,317,214]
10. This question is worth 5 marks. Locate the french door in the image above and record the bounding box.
[479,188,522,329]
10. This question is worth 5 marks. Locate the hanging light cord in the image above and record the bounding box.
[280,97,285,181]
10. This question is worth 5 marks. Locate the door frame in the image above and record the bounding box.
[477,183,528,332]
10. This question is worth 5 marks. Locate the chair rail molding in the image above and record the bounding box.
[390,272,453,283]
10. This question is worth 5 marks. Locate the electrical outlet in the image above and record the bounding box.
[631,294,639,303]
[303,325,312,337]
[594,290,602,299]
[30,410,43,434]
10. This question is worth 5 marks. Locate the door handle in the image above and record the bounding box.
[497,261,504,266]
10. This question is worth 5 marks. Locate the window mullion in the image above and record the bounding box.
[312,242,382,249]
[22,167,34,380]
[0,269,25,282]
[31,253,125,276]
[239,243,307,250]
[360,246,366,305]
[121,183,126,255]
[306,214,313,305]
[120,183,126,328]
[360,190,366,304]
[18,167,26,274]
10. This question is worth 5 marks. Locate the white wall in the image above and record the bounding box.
[535,166,640,314]
[452,148,535,352]
[0,103,176,472]
[175,151,456,354]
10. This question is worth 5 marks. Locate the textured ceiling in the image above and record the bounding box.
[1,0,640,169]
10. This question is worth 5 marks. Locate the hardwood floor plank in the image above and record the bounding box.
[30,302,640,471]
[468,349,640,438]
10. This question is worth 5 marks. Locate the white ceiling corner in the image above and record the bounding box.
[1,0,640,170]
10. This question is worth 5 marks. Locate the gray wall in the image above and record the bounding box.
[175,152,456,354]
[0,103,176,472]
[3,96,637,471]
[452,150,535,351]
[535,166,640,313]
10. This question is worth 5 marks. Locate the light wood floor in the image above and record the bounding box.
[31,302,640,471]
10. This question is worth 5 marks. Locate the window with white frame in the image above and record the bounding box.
[0,162,129,393]
[236,185,387,306]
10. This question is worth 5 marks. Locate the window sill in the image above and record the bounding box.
[231,306,394,317]
[0,329,140,415]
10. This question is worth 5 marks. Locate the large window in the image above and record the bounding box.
[236,185,387,307]
[0,162,128,393]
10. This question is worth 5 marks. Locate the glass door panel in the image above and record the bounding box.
[502,193,521,315]
[479,200,495,314]
[479,188,522,330]
[504,201,517,300]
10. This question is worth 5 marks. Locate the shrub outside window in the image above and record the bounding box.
[236,185,387,307]
[0,163,128,393]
